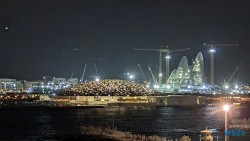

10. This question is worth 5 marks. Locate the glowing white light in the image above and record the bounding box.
[202,85,206,89]
[129,75,134,79]
[159,73,162,76]
[225,85,229,89]
[166,85,171,89]
[154,85,159,88]
[146,85,150,88]
[187,85,192,89]
[209,49,216,53]
[235,85,239,89]
[165,55,171,59]
[95,78,100,82]
[223,105,230,111]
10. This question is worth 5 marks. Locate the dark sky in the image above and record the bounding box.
[0,0,249,84]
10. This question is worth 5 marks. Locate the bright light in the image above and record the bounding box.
[223,105,230,111]
[95,78,100,82]
[159,73,162,76]
[129,75,134,79]
[154,85,159,88]
[166,85,171,89]
[202,85,206,89]
[235,85,239,89]
[187,85,192,89]
[146,85,150,88]
[165,55,171,59]
[209,49,216,53]
[225,85,229,89]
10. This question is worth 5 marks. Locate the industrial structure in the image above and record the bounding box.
[203,42,238,86]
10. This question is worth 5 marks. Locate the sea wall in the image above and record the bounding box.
[47,95,207,107]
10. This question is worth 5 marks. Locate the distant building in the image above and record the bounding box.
[0,78,17,93]
[68,78,78,85]
[167,52,207,93]
[52,77,67,85]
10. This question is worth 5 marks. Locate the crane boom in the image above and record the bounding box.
[203,43,239,47]
[148,65,156,84]
[80,64,87,82]
[227,66,239,84]
[70,70,75,78]
[138,64,148,82]
[94,62,98,77]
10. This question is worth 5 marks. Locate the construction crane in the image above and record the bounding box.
[94,62,100,81]
[138,64,148,82]
[223,66,239,88]
[70,70,75,79]
[80,64,87,82]
[203,42,239,86]
[134,46,189,87]
[148,65,157,84]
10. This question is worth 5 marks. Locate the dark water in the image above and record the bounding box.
[0,106,249,141]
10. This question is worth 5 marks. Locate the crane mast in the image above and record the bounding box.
[203,42,238,86]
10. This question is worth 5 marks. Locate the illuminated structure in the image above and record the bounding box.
[59,79,154,96]
[167,52,206,93]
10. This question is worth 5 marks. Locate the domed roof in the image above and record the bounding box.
[59,79,154,96]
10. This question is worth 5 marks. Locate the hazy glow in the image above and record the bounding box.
[165,55,171,59]
[129,75,134,79]
[223,105,230,111]
[209,49,216,53]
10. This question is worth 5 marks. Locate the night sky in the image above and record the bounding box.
[0,0,249,84]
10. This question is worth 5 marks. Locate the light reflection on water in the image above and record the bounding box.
[0,106,248,140]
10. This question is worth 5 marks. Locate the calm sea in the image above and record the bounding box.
[0,106,249,141]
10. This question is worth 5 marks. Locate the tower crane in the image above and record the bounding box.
[134,46,189,89]
[203,42,238,86]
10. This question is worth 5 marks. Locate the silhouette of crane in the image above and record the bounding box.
[203,42,238,86]
[134,46,189,88]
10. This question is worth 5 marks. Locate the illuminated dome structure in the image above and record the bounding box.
[58,79,155,96]
[192,52,204,85]
[167,52,206,93]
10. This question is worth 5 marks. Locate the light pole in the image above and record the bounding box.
[223,104,230,141]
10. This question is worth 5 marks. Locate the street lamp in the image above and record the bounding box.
[223,104,230,141]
